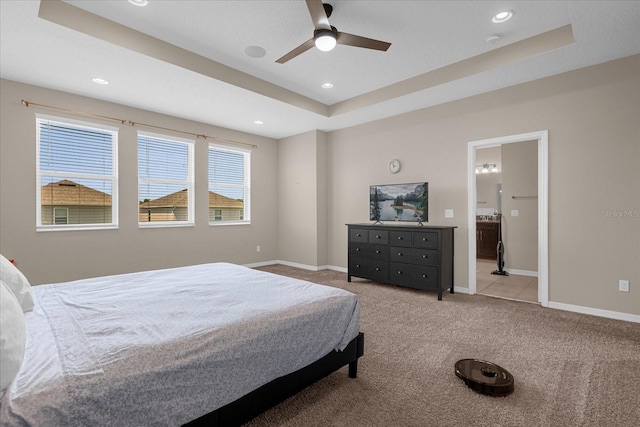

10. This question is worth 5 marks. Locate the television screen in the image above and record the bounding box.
[370,182,428,223]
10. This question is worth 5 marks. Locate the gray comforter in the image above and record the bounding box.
[0,263,360,426]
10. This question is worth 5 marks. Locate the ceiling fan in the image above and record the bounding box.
[276,0,391,64]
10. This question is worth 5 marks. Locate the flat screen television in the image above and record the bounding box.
[370,182,428,223]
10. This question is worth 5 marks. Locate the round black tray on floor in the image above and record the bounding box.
[455,359,514,396]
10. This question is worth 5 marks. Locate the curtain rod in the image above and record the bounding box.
[21,99,258,149]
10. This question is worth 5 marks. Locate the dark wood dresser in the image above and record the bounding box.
[347,223,456,300]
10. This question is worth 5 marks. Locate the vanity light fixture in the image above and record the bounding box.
[91,77,109,85]
[476,163,500,174]
[492,11,514,23]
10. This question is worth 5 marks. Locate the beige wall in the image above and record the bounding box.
[277,130,328,267]
[315,131,329,267]
[501,140,538,273]
[475,147,501,215]
[1,55,639,318]
[0,79,278,284]
[326,55,639,316]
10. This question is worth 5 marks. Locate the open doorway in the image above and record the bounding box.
[467,131,549,307]
[475,143,538,303]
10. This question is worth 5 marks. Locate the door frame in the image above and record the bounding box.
[467,131,549,306]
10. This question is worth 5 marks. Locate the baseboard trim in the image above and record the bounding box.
[327,265,347,273]
[272,260,328,272]
[247,261,638,323]
[505,269,538,277]
[243,260,278,268]
[548,301,640,323]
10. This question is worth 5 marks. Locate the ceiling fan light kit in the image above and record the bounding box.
[276,0,391,63]
[314,29,337,51]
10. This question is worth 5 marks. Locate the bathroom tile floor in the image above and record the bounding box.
[476,259,538,303]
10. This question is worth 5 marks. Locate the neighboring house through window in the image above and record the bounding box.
[138,132,194,227]
[208,144,251,224]
[36,115,118,230]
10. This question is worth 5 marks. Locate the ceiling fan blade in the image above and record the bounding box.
[337,32,391,51]
[275,38,316,64]
[306,0,331,30]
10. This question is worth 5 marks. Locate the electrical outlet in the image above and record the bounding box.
[256,245,261,253]
[511,210,520,217]
[619,280,629,292]
[445,209,454,218]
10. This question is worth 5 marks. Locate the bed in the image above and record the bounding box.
[0,261,363,426]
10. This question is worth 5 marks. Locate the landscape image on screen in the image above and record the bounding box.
[370,182,428,223]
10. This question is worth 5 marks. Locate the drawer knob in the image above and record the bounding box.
[422,237,428,241]
[375,267,380,271]
[356,233,361,237]
[376,235,381,239]
[422,254,428,258]
[422,274,428,278]
[376,250,381,254]
[356,248,360,251]
[356,264,360,268]
[397,236,403,240]
[397,271,402,275]
[398,252,403,256]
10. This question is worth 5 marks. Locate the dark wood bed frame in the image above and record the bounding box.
[184,332,364,427]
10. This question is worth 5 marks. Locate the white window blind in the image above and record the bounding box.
[208,144,250,224]
[138,132,194,226]
[36,115,118,230]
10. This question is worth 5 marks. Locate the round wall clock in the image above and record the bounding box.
[388,159,401,174]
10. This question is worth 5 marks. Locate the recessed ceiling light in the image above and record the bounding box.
[245,45,266,58]
[486,35,502,44]
[321,82,334,89]
[92,77,109,85]
[492,11,514,23]
[254,120,264,125]
[128,0,148,7]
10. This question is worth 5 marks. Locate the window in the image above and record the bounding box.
[208,144,250,224]
[36,115,118,230]
[138,132,194,227]
[53,207,68,225]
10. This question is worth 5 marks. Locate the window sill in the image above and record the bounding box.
[37,224,118,232]
[139,222,195,229]
[209,220,251,227]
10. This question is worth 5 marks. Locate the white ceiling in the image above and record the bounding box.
[1,0,639,139]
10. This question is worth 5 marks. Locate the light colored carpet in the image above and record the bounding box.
[247,265,640,427]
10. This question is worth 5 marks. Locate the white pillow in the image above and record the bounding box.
[0,255,34,312]
[1,280,27,393]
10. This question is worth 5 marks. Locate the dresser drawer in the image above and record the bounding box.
[389,247,438,266]
[389,263,438,290]
[368,230,389,245]
[349,243,389,260]
[349,257,389,282]
[413,231,438,249]
[389,230,412,247]
[350,228,369,243]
